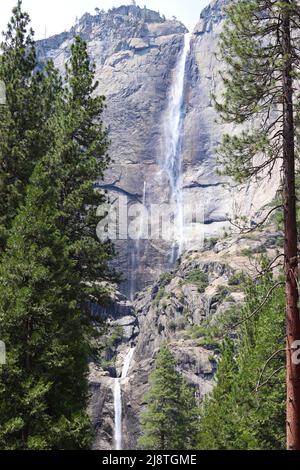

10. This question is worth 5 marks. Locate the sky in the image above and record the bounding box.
[0,0,211,40]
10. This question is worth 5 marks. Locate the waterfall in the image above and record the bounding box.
[162,32,191,260]
[112,347,135,450]
[121,347,135,378]
[113,379,122,450]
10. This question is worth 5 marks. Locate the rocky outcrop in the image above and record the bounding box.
[181,0,280,238]
[87,288,139,449]
[124,253,240,448]
[194,0,229,35]
[88,374,114,450]
[89,254,230,449]
[88,220,281,449]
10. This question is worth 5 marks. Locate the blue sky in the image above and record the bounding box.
[0,1,211,39]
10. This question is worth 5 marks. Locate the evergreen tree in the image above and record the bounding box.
[0,15,114,451]
[215,0,300,449]
[0,1,61,249]
[42,35,114,310]
[0,160,92,450]
[138,345,198,450]
[198,270,285,450]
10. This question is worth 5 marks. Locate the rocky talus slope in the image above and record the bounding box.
[37,1,280,296]
[88,223,282,449]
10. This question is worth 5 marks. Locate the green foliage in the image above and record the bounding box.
[183,302,242,353]
[0,0,61,249]
[175,317,188,331]
[138,346,198,450]
[184,268,209,293]
[167,319,176,332]
[215,0,299,183]
[42,35,115,310]
[154,287,166,306]
[110,325,123,344]
[0,4,115,450]
[198,272,285,450]
[204,237,218,249]
[228,272,246,287]
[158,272,173,288]
[209,0,297,449]
[241,248,253,258]
[0,162,92,449]
[153,272,174,306]
[101,324,123,369]
[211,285,232,304]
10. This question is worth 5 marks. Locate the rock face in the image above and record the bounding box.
[88,220,281,450]
[37,1,280,297]
[88,256,232,450]
[182,0,280,234]
[37,5,188,296]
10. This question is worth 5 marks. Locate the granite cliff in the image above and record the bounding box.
[88,222,281,449]
[37,1,279,297]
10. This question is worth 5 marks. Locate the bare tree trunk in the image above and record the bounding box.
[282,1,300,451]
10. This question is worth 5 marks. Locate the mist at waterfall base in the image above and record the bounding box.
[112,348,135,450]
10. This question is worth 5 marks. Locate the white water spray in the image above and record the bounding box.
[162,32,191,260]
[121,347,135,379]
[112,347,135,450]
[113,379,122,450]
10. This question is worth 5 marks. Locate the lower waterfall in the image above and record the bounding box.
[113,348,135,450]
[113,379,122,450]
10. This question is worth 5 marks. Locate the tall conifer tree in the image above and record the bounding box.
[43,35,114,309]
[0,161,92,449]
[0,7,114,450]
[215,0,300,449]
[138,346,198,450]
[0,1,61,249]
[198,273,285,450]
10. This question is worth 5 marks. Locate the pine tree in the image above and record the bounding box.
[215,0,300,449]
[0,6,114,451]
[138,345,198,450]
[43,35,114,311]
[0,160,92,450]
[0,1,61,249]
[198,270,286,450]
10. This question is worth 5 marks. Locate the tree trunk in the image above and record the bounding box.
[282,1,300,451]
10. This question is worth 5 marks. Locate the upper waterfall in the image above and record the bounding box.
[161,32,192,260]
